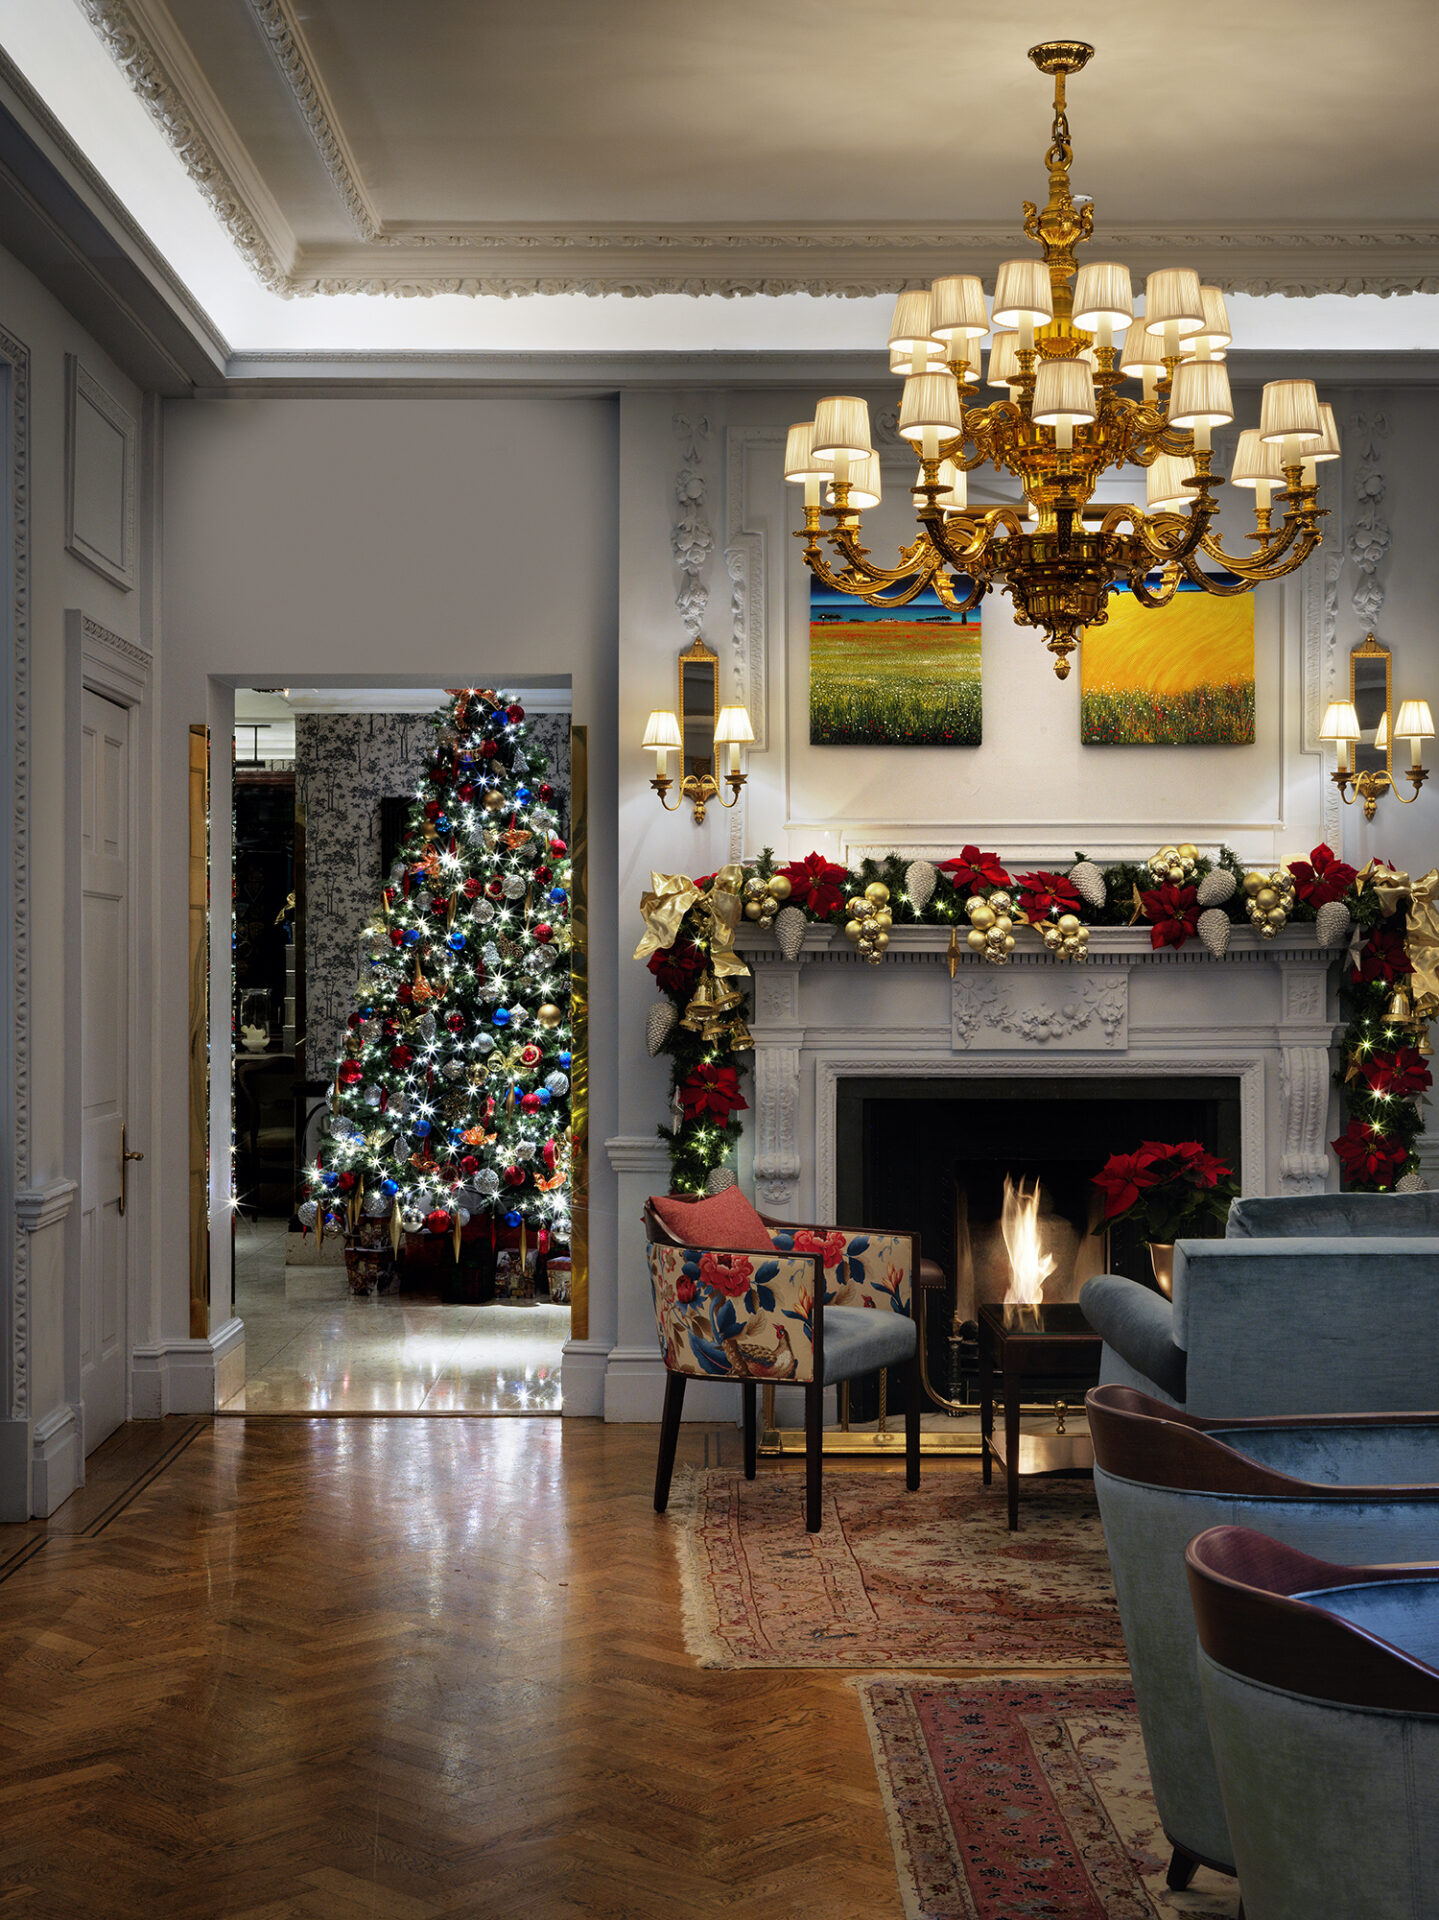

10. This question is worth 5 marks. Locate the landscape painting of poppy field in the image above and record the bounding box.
[809,580,982,746]
[1079,578,1255,746]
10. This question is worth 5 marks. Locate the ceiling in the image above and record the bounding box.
[71,0,1439,301]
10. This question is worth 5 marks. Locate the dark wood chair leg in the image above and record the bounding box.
[653,1372,686,1513]
[1166,1844,1199,1892]
[804,1381,823,1531]
[904,1356,921,1491]
[742,1382,757,1480]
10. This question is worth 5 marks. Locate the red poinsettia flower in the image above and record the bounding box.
[1015,871,1084,920]
[1332,1119,1409,1189]
[1288,842,1358,909]
[1350,923,1413,987]
[779,851,849,917]
[678,1063,748,1123]
[1140,883,1200,951]
[1361,1046,1433,1100]
[937,844,1012,896]
[648,935,706,995]
[1092,1146,1165,1219]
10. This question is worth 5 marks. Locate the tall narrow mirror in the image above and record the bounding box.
[679,639,718,789]
[1351,634,1392,784]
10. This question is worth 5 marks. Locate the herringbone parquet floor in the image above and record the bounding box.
[0,1416,937,1920]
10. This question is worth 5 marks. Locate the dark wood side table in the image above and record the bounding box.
[977,1301,1103,1530]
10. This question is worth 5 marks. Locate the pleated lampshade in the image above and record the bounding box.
[1259,380,1322,445]
[1397,700,1436,741]
[888,290,939,352]
[783,421,831,482]
[930,275,989,340]
[992,260,1053,328]
[1146,452,1197,512]
[828,451,881,509]
[986,333,1022,386]
[813,396,872,458]
[1181,285,1232,356]
[1168,360,1233,428]
[1031,356,1097,425]
[898,372,964,442]
[1119,320,1166,376]
[1143,269,1205,337]
[1307,403,1342,463]
[1229,429,1285,489]
[1072,262,1134,329]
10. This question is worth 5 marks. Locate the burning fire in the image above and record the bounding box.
[1000,1174,1056,1310]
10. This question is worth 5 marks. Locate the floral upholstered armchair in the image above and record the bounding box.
[644,1186,921,1531]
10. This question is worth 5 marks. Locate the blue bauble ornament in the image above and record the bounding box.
[504,1210,522,1229]
[449,1126,463,1143]
[548,887,567,906]
[413,1118,432,1138]
[380,1179,399,1198]
[492,1007,511,1027]
[558,1051,572,1069]
[322,1171,339,1188]
[446,931,466,951]
[515,786,532,804]
[403,927,421,945]
[535,1088,552,1107]
[435,814,450,833]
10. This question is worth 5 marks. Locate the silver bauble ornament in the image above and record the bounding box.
[545,1071,570,1097]
[297,1199,319,1228]
[1197,907,1232,958]
[417,1011,437,1044]
[401,1209,425,1234]
[362,1191,391,1217]
[474,1168,501,1198]
[475,1033,496,1057]
[1196,868,1238,908]
[442,1059,465,1081]
[502,872,526,899]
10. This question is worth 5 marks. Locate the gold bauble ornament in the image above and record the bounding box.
[744,900,764,920]
[1056,913,1081,934]
[860,915,879,936]
[970,903,996,932]
[864,881,891,906]
[989,891,1013,915]
[1255,887,1278,911]
[768,875,792,901]
[482,790,506,812]
[1003,933,1016,953]
[1243,870,1266,897]
[875,909,893,929]
[535,1003,563,1029]
[844,919,863,941]
[875,931,889,950]
[966,928,987,951]
[1177,842,1199,863]
[1266,907,1288,927]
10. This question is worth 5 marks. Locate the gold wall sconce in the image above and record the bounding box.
[1321,635,1433,820]
[643,638,752,822]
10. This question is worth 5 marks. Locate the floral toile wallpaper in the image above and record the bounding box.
[295,708,570,1079]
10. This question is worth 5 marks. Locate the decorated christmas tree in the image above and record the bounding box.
[301,687,573,1267]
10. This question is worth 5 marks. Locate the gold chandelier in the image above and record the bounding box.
[786,40,1332,679]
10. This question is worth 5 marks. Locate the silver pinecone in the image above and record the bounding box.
[1196,868,1238,907]
[1315,899,1353,949]
[646,998,678,1056]
[773,905,808,961]
[1069,860,1107,909]
[1396,1170,1426,1192]
[1197,908,1231,958]
[904,859,938,914]
[705,1166,738,1195]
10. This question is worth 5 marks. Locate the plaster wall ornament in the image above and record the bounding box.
[1280,1045,1334,1192]
[244,0,381,241]
[951,973,1129,1051]
[1347,412,1390,629]
[672,413,712,642]
[723,426,786,760]
[752,1043,803,1211]
[0,325,30,1419]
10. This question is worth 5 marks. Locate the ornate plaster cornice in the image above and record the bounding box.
[74,4,1439,301]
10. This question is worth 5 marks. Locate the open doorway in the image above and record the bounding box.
[223,684,573,1413]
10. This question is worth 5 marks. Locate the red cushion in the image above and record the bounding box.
[649,1187,774,1252]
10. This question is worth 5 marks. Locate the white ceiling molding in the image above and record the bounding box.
[279,687,571,714]
[68,0,1439,302]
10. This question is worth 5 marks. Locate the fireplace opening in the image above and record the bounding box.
[836,1075,1241,1411]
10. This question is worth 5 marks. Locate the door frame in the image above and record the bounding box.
[64,611,154,1452]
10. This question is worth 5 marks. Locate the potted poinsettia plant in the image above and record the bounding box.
[1092,1141,1240,1297]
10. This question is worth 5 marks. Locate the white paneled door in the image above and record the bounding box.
[80,689,131,1449]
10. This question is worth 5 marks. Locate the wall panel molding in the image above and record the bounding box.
[65,357,137,590]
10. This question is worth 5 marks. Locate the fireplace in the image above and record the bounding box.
[836,1074,1242,1405]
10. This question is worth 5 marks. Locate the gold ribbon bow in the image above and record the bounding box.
[633,866,751,979]
[633,871,705,961]
[1404,868,1439,1006]
[704,862,750,980]
[1356,859,1412,916]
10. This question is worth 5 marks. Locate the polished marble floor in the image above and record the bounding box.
[223,1215,568,1412]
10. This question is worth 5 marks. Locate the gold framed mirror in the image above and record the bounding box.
[678,639,719,791]
[1351,633,1392,784]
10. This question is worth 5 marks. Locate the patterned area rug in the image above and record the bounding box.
[858,1675,1237,1919]
[670,1467,1125,1669]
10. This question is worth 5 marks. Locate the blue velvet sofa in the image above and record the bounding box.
[1188,1525,1439,1919]
[1080,1191,1439,1416]
[1088,1383,1439,1887]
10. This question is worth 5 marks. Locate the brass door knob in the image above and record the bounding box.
[123,1148,145,1163]
[120,1127,144,1217]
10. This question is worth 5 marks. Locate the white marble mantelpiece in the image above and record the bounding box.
[733,924,1343,1216]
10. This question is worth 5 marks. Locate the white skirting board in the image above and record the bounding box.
[559,1339,611,1417]
[603,1347,741,1424]
[132,1316,246,1415]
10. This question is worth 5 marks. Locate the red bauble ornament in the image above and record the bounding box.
[537,1229,550,1253]
[486,879,505,899]
[532,923,553,945]
[337,1171,357,1192]
[337,1059,363,1085]
[520,1092,541,1113]
[346,1012,366,1030]
[538,783,554,802]
[480,740,500,759]
[504,1165,525,1187]
[457,783,475,802]
[390,1045,415,1070]
[460,1155,479,1176]
[424,1208,451,1236]
[396,985,413,1005]
[423,801,440,820]
[535,866,552,885]
[549,836,568,855]
[543,1140,557,1168]
[389,928,405,948]
[463,877,482,899]
[519,1044,541,1067]
[431,894,450,917]
[447,1012,466,1034]
[507,703,525,722]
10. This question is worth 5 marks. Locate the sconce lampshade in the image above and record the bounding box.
[1396,700,1436,741]
[930,274,989,340]
[986,332,1023,387]
[1230,428,1285,489]
[1259,380,1322,445]
[1031,356,1097,425]
[1146,452,1196,513]
[1168,359,1234,429]
[1374,712,1390,752]
[813,396,872,458]
[783,421,831,482]
[1072,262,1134,330]
[1143,269,1205,337]
[1306,403,1342,463]
[642,710,683,751]
[714,706,755,747]
[1319,700,1362,743]
[898,371,964,441]
[828,451,881,509]
[992,259,1053,328]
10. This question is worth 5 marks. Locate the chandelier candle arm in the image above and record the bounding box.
[789,41,1329,680]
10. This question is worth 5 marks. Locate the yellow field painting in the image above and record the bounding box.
[1080,590,1255,746]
